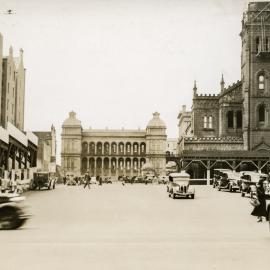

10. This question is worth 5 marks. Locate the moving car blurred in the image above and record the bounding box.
[167,172,195,199]
[0,193,30,230]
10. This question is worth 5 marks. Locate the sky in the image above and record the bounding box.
[0,0,252,162]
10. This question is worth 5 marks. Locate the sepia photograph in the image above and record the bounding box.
[0,0,269,269]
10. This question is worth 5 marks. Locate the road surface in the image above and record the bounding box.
[0,184,269,270]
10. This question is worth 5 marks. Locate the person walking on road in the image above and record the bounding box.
[251,179,267,222]
[84,172,91,189]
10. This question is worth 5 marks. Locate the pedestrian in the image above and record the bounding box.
[63,176,66,185]
[99,176,102,186]
[251,179,267,222]
[84,172,91,189]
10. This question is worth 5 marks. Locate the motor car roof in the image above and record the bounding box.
[169,172,190,178]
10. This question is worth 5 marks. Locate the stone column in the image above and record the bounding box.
[206,160,211,186]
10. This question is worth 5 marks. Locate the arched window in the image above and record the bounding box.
[258,105,265,123]
[256,37,260,53]
[236,111,242,129]
[227,111,234,128]
[266,37,269,51]
[203,116,207,128]
[208,116,213,129]
[258,74,265,90]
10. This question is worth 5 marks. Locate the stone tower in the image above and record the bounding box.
[241,2,270,151]
[61,111,82,176]
[146,112,167,176]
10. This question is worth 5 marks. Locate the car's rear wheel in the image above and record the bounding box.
[172,193,176,199]
[190,194,195,199]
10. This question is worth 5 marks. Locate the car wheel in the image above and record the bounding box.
[190,194,195,199]
[168,193,171,197]
[172,193,176,199]
[218,187,221,191]
[241,192,245,197]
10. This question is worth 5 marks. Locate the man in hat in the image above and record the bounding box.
[84,172,91,189]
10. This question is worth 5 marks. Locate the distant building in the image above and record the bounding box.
[33,125,56,172]
[61,111,167,177]
[174,2,270,182]
[166,138,177,156]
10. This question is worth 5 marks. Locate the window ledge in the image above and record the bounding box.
[203,128,214,131]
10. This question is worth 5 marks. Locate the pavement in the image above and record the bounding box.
[0,183,269,270]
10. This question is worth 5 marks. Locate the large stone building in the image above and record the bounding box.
[61,111,167,177]
[0,35,25,130]
[175,2,270,181]
[0,33,37,179]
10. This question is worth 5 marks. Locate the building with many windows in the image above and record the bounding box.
[61,111,167,177]
[0,32,37,180]
[0,34,25,131]
[173,2,270,182]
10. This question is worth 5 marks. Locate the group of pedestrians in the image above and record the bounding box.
[83,172,103,189]
[250,179,269,222]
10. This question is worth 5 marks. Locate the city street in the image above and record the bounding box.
[0,184,269,270]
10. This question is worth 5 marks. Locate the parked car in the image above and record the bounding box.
[240,171,269,198]
[158,176,168,184]
[103,177,112,184]
[167,172,195,199]
[30,172,56,190]
[217,171,241,192]
[212,169,232,188]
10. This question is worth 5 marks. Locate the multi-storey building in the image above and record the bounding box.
[33,125,57,172]
[175,2,270,182]
[0,33,37,178]
[1,44,25,130]
[61,111,167,177]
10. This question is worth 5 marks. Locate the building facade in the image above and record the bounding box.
[33,125,56,172]
[61,111,167,177]
[175,2,270,181]
[0,40,25,130]
[0,33,37,180]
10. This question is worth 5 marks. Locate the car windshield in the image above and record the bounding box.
[174,179,189,185]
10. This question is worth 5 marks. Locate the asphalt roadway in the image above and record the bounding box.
[0,183,269,270]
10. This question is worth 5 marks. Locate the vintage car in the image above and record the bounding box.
[30,172,56,190]
[158,176,168,184]
[167,172,195,199]
[212,169,232,188]
[240,171,269,198]
[102,177,112,184]
[217,171,241,192]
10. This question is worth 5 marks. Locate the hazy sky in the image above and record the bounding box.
[0,0,251,161]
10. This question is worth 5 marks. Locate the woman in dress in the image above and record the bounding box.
[251,179,267,222]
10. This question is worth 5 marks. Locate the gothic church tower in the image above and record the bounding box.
[241,2,270,151]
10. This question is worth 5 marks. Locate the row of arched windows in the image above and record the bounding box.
[81,157,146,174]
[82,142,146,156]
